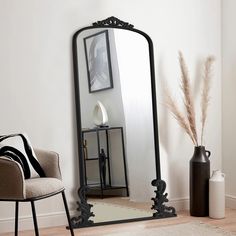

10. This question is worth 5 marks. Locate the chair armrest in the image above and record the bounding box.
[0,157,25,200]
[34,149,62,180]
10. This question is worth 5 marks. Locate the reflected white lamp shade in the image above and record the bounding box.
[93,101,108,126]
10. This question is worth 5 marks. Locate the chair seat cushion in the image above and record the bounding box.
[25,177,64,199]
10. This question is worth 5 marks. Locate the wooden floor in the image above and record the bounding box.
[2,209,236,236]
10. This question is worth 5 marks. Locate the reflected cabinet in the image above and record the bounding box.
[82,127,129,198]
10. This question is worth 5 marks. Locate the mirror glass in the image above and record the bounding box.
[76,28,156,223]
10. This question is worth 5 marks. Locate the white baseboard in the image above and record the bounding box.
[0,198,190,233]
[226,194,236,209]
[0,198,189,233]
[169,195,236,212]
[5,196,234,234]
[0,210,76,234]
[168,197,189,211]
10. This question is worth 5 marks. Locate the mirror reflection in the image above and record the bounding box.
[76,28,156,223]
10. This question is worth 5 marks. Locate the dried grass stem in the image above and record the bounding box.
[165,52,215,146]
[179,51,198,146]
[201,56,215,145]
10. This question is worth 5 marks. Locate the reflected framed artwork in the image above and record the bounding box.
[84,30,113,93]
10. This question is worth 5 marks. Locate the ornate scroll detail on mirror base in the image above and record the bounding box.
[151,179,177,218]
[70,186,94,228]
[93,16,134,29]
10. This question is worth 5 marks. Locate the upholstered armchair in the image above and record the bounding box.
[0,148,74,236]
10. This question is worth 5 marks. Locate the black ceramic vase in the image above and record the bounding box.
[190,146,210,216]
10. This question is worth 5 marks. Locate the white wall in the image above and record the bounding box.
[0,0,222,232]
[152,0,222,203]
[222,0,236,208]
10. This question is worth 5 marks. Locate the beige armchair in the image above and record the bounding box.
[0,149,74,236]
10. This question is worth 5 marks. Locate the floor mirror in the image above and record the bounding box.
[71,16,176,228]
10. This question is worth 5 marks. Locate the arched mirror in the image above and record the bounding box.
[71,17,176,228]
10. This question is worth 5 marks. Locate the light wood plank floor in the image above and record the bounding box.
[2,209,236,236]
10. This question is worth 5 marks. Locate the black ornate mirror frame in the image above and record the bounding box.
[71,16,176,228]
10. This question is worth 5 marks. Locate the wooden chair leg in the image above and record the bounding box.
[31,201,39,236]
[62,191,74,236]
[15,201,19,236]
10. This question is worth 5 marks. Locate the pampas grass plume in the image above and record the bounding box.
[165,52,215,146]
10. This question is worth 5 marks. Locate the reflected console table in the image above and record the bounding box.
[82,126,129,198]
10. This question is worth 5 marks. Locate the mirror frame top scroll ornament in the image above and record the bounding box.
[71,16,176,228]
